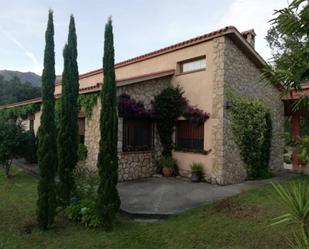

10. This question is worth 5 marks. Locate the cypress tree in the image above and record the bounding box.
[96,17,120,230]
[37,10,57,230]
[58,15,79,204]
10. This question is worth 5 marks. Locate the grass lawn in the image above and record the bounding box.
[0,166,304,249]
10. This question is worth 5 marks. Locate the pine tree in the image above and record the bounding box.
[96,17,120,230]
[58,15,79,204]
[37,10,57,230]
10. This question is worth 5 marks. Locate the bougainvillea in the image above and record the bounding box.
[183,105,209,126]
[117,94,152,118]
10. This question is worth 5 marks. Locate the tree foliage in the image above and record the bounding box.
[0,75,41,106]
[265,0,309,106]
[96,17,120,231]
[36,10,57,230]
[23,129,37,164]
[0,121,25,177]
[58,15,80,205]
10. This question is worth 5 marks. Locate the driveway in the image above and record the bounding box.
[118,173,293,217]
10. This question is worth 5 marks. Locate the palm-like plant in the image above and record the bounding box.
[272,180,309,248]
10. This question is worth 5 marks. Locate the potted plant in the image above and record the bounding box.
[159,156,177,177]
[190,162,203,182]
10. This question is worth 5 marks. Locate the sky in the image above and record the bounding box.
[0,0,289,75]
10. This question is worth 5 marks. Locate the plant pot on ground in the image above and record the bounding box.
[190,162,203,182]
[159,156,177,177]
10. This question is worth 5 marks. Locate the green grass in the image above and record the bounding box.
[0,167,304,249]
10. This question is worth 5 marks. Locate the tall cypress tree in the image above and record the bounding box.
[96,17,120,230]
[58,15,79,204]
[37,10,57,230]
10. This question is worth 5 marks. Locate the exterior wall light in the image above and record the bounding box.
[225,100,232,109]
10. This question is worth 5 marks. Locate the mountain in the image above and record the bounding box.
[0,70,41,86]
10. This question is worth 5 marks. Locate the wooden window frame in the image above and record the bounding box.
[176,120,204,152]
[177,55,206,75]
[123,118,154,152]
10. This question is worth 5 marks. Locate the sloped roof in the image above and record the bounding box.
[79,26,266,80]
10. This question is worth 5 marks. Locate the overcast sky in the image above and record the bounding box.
[0,0,288,75]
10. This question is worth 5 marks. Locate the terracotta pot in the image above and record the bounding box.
[162,167,173,177]
[191,172,201,182]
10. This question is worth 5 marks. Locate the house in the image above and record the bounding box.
[1,26,284,185]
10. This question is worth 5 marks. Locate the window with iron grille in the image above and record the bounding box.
[123,118,153,152]
[176,120,204,150]
[78,117,85,144]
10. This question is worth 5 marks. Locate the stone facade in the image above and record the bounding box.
[85,76,170,181]
[210,36,284,185]
[210,37,226,184]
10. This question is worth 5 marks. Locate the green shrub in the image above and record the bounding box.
[298,136,309,166]
[0,121,25,177]
[159,156,177,169]
[190,162,203,173]
[229,93,272,179]
[23,129,37,163]
[73,163,98,199]
[65,198,101,228]
[78,143,88,161]
[153,86,187,156]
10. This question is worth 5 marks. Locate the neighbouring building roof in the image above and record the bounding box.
[282,83,309,100]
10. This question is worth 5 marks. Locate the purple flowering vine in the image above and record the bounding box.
[183,105,210,126]
[117,94,152,118]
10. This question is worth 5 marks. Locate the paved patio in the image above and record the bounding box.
[118,173,294,217]
[13,160,294,218]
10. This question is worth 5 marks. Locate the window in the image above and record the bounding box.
[78,117,85,144]
[179,56,206,73]
[176,121,204,150]
[123,118,153,152]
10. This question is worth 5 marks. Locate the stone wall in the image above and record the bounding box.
[220,37,284,184]
[84,98,101,171]
[210,37,226,184]
[85,76,171,181]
